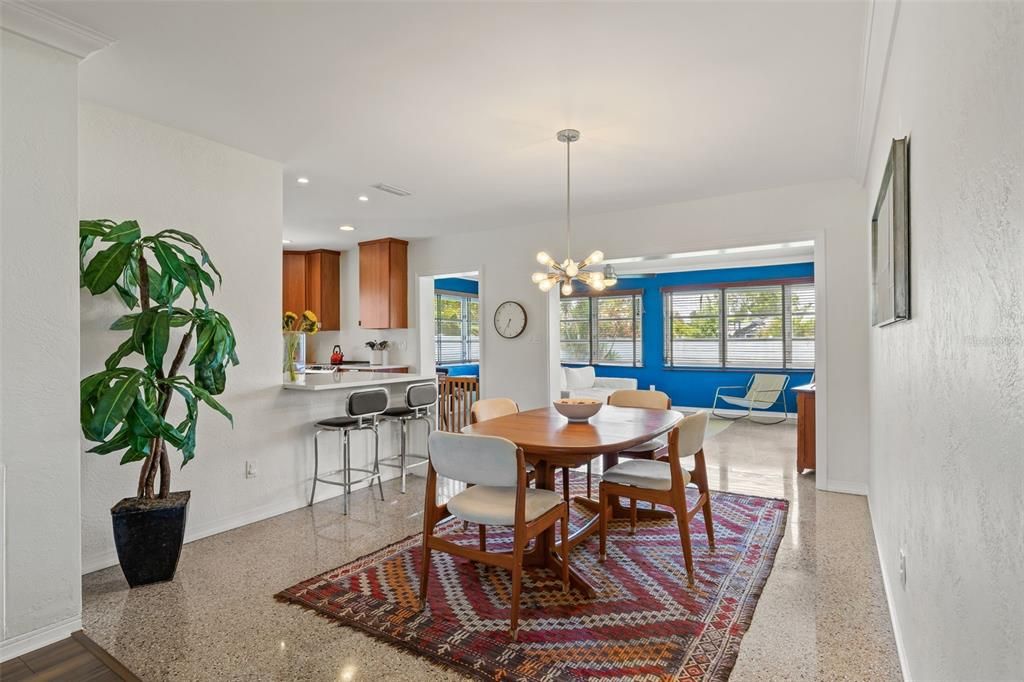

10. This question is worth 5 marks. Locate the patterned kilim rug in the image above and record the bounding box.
[276,474,788,681]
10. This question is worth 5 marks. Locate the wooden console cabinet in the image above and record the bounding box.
[794,384,816,473]
[358,237,407,329]
[282,249,340,330]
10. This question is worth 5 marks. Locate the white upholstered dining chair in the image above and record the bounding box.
[598,410,715,588]
[419,431,569,640]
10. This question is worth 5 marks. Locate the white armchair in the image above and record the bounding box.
[560,366,638,402]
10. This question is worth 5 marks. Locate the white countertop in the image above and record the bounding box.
[282,372,436,391]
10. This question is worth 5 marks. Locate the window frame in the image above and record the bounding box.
[559,288,644,368]
[662,277,814,370]
[434,289,480,366]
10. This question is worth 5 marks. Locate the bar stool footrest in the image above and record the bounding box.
[379,454,429,469]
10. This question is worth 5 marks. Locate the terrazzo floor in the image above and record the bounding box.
[81,419,902,681]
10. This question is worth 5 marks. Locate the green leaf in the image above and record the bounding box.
[110,313,139,331]
[80,372,110,402]
[127,399,162,438]
[132,309,155,352]
[102,220,141,243]
[120,448,150,465]
[114,283,139,309]
[79,235,96,285]
[191,320,217,365]
[87,427,131,454]
[80,219,113,237]
[89,372,142,440]
[144,311,170,369]
[151,240,189,286]
[159,421,187,449]
[84,242,134,294]
[105,336,137,371]
[150,268,171,305]
[191,384,233,426]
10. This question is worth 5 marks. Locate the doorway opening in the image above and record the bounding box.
[417,271,482,431]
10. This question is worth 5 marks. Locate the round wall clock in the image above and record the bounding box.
[494,301,527,339]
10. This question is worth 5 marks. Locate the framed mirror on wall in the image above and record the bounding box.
[871,137,911,327]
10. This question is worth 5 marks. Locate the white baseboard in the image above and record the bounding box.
[868,493,912,681]
[82,476,381,574]
[823,479,868,496]
[672,404,798,421]
[0,615,81,662]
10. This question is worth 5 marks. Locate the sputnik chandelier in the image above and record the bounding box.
[532,129,617,295]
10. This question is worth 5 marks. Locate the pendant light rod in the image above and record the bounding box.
[556,128,580,259]
[566,131,571,258]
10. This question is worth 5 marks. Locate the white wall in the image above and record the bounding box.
[407,179,869,491]
[864,3,1023,680]
[0,31,82,655]
[78,104,296,571]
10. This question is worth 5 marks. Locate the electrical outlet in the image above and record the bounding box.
[245,461,257,479]
[898,548,907,588]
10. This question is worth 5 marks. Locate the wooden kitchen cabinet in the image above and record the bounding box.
[358,238,407,328]
[282,252,307,319]
[304,250,340,331]
[282,249,341,331]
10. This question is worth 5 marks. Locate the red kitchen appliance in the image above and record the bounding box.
[330,345,344,365]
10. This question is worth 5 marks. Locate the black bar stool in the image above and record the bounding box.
[379,382,437,493]
[309,387,388,514]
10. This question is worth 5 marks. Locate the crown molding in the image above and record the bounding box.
[1,1,113,60]
[852,0,901,186]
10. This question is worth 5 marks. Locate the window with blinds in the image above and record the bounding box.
[664,280,814,369]
[560,293,643,366]
[434,291,479,365]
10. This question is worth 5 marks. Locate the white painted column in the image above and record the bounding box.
[0,3,111,660]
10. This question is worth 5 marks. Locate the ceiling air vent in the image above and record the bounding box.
[371,183,412,197]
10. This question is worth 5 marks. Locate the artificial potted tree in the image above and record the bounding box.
[79,219,238,587]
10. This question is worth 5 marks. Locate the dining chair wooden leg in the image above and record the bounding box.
[478,524,487,551]
[419,534,433,608]
[598,484,609,562]
[509,532,525,641]
[693,449,716,550]
[629,498,638,535]
[559,505,570,592]
[672,495,695,587]
[561,467,570,501]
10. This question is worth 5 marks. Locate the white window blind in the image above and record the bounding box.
[664,280,814,369]
[725,285,784,368]
[434,291,479,365]
[664,289,721,366]
[560,293,643,367]
[559,298,592,364]
[785,282,815,369]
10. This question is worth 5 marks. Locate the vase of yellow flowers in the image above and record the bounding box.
[283,311,319,382]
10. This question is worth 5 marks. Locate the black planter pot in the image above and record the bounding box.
[111,491,190,587]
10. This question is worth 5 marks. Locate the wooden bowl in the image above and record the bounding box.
[553,398,603,423]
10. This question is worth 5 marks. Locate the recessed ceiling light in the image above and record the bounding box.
[282,239,292,244]
[357,195,369,202]
[339,225,355,231]
[296,177,309,184]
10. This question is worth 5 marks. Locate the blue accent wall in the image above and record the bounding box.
[434,277,478,295]
[564,262,815,412]
[435,277,479,375]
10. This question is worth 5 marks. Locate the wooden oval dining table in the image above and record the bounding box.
[462,404,682,598]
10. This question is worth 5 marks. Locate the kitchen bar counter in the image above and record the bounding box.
[282,371,434,391]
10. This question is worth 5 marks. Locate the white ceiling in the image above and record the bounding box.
[46,1,868,250]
